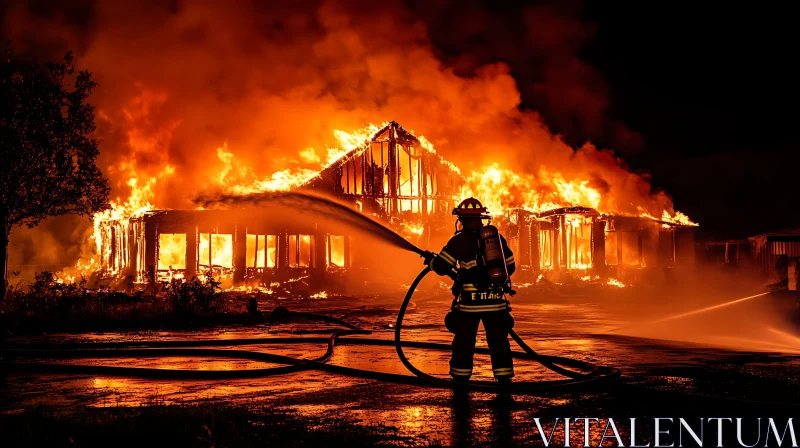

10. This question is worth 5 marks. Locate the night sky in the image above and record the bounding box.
[584,2,799,240]
[411,0,799,240]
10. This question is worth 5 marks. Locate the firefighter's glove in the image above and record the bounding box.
[421,250,436,266]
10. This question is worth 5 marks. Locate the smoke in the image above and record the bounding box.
[407,0,644,152]
[3,0,673,270]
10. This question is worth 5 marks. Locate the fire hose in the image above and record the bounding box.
[0,265,620,393]
[393,266,619,391]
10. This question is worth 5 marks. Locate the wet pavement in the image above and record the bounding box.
[2,280,800,446]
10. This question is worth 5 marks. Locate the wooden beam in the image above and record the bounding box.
[233,223,246,284]
[144,221,157,282]
[185,225,197,278]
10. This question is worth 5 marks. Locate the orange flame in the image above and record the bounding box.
[607,278,626,288]
[460,163,603,216]
[68,116,696,284]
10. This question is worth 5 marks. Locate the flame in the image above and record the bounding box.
[58,258,100,284]
[158,234,186,270]
[299,148,320,164]
[310,291,328,299]
[26,0,701,286]
[246,235,278,269]
[564,215,593,270]
[208,121,469,199]
[638,208,698,227]
[459,162,696,226]
[402,222,425,236]
[139,121,695,226]
[211,122,391,195]
[199,233,234,273]
[327,235,345,267]
[228,168,320,193]
[58,90,180,281]
[284,275,310,284]
[62,162,176,282]
[460,163,602,216]
[330,122,387,165]
[229,285,274,294]
[214,143,321,193]
[664,210,697,226]
[417,135,461,175]
[65,116,697,284]
[607,278,626,288]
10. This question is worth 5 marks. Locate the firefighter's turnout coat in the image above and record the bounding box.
[429,228,517,380]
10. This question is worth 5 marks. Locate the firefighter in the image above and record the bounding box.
[424,198,517,383]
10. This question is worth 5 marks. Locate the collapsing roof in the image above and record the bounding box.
[303,121,464,219]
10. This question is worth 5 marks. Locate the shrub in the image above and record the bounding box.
[162,272,223,314]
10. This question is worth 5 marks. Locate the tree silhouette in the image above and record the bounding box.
[1,43,110,291]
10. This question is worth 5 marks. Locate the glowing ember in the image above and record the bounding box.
[607,278,626,288]
[284,275,310,284]
[229,285,274,294]
[402,222,425,236]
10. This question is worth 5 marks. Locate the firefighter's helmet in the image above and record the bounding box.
[453,197,490,219]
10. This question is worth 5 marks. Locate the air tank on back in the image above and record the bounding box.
[479,224,509,287]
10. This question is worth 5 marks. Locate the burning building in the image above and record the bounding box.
[93,121,696,288]
[505,207,696,278]
[95,122,464,286]
[3,0,708,291]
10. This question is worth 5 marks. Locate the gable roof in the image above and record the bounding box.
[750,227,800,238]
[302,121,462,189]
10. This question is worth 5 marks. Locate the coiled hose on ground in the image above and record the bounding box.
[0,267,620,393]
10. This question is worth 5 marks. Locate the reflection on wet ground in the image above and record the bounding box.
[2,286,800,446]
